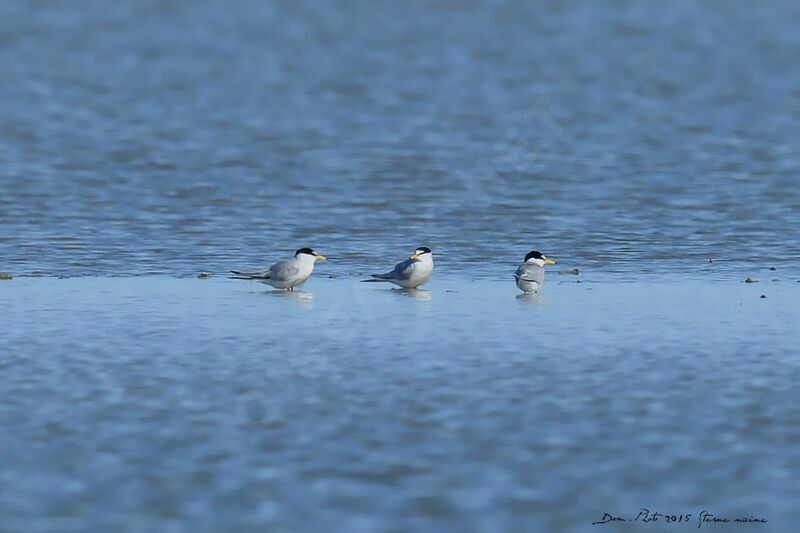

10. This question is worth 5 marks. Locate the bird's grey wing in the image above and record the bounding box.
[376,258,414,280]
[230,269,271,279]
[515,264,544,283]
[268,259,300,282]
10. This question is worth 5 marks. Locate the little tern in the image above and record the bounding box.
[362,246,434,289]
[231,248,326,291]
[514,250,556,293]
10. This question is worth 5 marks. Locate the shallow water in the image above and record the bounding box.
[1,276,799,531]
[2,0,799,531]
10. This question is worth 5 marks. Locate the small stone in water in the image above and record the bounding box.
[0,272,12,280]
[745,277,757,283]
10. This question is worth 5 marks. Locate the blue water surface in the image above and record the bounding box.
[1,1,799,531]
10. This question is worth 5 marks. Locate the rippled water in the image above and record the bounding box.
[2,0,799,278]
[2,0,799,531]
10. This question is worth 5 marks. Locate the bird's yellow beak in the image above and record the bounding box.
[315,254,327,262]
[409,252,421,260]
[544,258,557,265]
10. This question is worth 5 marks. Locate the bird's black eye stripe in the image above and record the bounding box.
[524,250,544,261]
[416,246,432,254]
[296,247,315,256]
